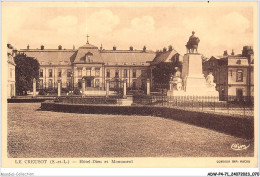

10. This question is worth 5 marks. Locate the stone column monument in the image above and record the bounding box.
[82,78,85,97]
[33,78,36,97]
[58,81,61,97]
[167,31,219,98]
[106,80,110,98]
[147,79,150,96]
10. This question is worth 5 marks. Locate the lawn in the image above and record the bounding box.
[7,103,253,158]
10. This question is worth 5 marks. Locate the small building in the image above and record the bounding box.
[203,46,254,101]
[149,46,183,89]
[7,44,16,98]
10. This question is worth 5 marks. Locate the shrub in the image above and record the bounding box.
[38,89,47,95]
[73,88,81,95]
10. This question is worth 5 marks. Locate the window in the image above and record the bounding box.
[106,69,110,78]
[115,70,119,78]
[39,69,43,77]
[78,79,82,88]
[78,69,82,77]
[87,56,91,63]
[95,68,100,77]
[48,79,53,88]
[86,68,91,76]
[49,69,52,77]
[141,70,146,77]
[67,69,71,77]
[58,69,62,77]
[95,79,100,87]
[141,79,146,89]
[39,79,43,89]
[123,69,128,78]
[67,80,71,88]
[236,70,243,82]
[230,70,233,77]
[133,69,136,78]
[236,60,241,64]
[86,52,93,63]
[132,80,137,89]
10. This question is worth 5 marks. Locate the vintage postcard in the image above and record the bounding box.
[1,1,259,171]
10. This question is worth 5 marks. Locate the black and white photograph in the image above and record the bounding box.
[1,1,258,174]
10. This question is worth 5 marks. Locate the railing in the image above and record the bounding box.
[132,95,254,118]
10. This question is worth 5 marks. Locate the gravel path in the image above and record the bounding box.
[7,103,253,158]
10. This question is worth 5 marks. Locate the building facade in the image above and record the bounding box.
[203,46,254,101]
[19,42,156,92]
[7,44,16,98]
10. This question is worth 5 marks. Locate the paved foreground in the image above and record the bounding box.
[7,103,253,158]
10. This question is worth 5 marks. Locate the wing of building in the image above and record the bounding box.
[7,44,16,98]
[203,46,254,101]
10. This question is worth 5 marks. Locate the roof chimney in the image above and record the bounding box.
[168,45,173,51]
[163,47,167,52]
[231,49,234,56]
[129,46,133,51]
[100,44,103,50]
[223,50,228,56]
[27,44,30,50]
[113,46,117,51]
[73,45,75,50]
[41,45,44,50]
[143,46,146,52]
[58,45,62,50]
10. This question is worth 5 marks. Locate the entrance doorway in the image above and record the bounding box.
[86,79,92,87]
[236,88,243,101]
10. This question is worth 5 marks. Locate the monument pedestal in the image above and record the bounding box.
[167,53,219,98]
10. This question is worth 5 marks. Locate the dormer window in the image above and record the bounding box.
[85,52,93,63]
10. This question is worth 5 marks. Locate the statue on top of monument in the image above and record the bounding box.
[186,31,200,54]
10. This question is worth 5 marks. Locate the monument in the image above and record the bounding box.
[167,31,219,98]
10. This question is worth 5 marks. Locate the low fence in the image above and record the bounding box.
[56,96,119,105]
[132,95,254,117]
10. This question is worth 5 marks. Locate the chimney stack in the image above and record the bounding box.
[168,45,173,51]
[58,45,62,50]
[163,47,167,52]
[143,46,146,52]
[129,46,133,51]
[27,44,30,50]
[100,44,103,50]
[223,50,228,56]
[41,45,44,50]
[113,46,117,51]
[231,49,234,56]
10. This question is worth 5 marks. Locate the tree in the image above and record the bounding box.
[152,60,182,89]
[14,53,40,95]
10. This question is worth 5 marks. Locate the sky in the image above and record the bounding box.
[2,2,255,57]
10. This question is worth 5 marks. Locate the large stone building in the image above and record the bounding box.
[19,42,157,92]
[203,46,254,101]
[7,44,16,98]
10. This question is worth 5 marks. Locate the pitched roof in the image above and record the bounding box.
[150,49,179,65]
[19,49,76,65]
[18,43,157,66]
[100,50,156,65]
